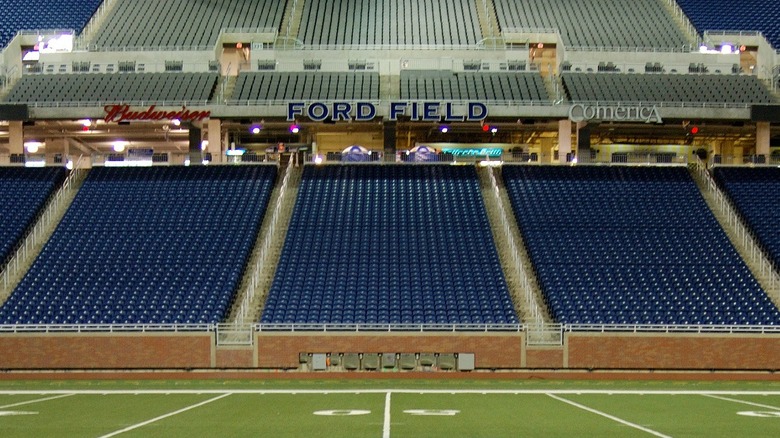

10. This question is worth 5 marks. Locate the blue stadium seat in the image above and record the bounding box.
[714,167,780,274]
[0,1,103,49]
[261,164,519,325]
[0,167,66,268]
[676,0,780,49]
[0,165,277,325]
[502,165,780,326]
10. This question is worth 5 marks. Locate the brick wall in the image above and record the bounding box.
[0,333,213,369]
[215,347,255,368]
[568,334,780,370]
[525,347,565,368]
[256,333,524,369]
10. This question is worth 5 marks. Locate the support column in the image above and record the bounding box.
[558,119,572,163]
[756,122,770,160]
[540,138,554,163]
[207,118,223,163]
[8,121,23,156]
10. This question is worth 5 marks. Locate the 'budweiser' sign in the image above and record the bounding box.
[103,105,211,123]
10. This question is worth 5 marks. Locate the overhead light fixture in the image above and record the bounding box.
[201,140,209,150]
[440,126,449,133]
[171,119,182,127]
[289,124,300,134]
[112,141,128,152]
[24,141,42,153]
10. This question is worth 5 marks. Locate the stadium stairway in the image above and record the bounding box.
[283,0,305,39]
[0,164,88,305]
[75,0,120,49]
[689,161,780,309]
[474,0,501,40]
[225,161,302,327]
[477,166,550,326]
[664,0,702,46]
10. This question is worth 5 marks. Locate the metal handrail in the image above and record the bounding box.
[255,323,524,332]
[1,156,86,289]
[485,167,542,325]
[694,159,780,299]
[0,322,776,334]
[0,323,214,333]
[13,100,210,109]
[234,159,293,325]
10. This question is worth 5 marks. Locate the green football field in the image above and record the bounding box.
[0,379,779,437]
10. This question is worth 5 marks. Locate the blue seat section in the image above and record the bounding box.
[0,167,66,267]
[713,167,780,272]
[676,0,780,49]
[0,0,103,49]
[261,165,518,325]
[0,165,277,325]
[502,165,780,326]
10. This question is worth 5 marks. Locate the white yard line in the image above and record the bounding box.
[383,392,392,438]
[547,393,672,438]
[97,393,231,438]
[703,394,780,410]
[1,389,780,396]
[0,393,74,409]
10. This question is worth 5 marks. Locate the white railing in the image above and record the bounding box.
[0,322,777,334]
[1,156,86,290]
[75,0,117,49]
[694,159,780,300]
[565,44,696,53]
[274,42,508,51]
[486,167,543,325]
[565,324,780,334]
[502,27,560,35]
[234,160,293,325]
[0,323,214,333]
[255,323,524,332]
[666,0,702,44]
[225,99,557,107]
[16,100,210,109]
[284,0,300,38]
[81,44,213,52]
[567,99,753,109]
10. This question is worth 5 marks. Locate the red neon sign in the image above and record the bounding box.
[103,104,211,123]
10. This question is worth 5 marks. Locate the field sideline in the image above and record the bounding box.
[1,379,780,437]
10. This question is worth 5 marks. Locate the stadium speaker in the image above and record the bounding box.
[383,121,397,161]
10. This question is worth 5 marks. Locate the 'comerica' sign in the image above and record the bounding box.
[568,103,662,124]
[103,105,211,123]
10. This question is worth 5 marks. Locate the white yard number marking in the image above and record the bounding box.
[403,410,460,416]
[313,410,371,416]
[737,411,780,418]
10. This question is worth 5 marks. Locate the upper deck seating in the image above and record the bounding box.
[676,0,780,49]
[89,0,287,49]
[298,0,482,46]
[0,0,103,48]
[493,0,691,48]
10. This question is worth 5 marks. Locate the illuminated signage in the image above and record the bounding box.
[103,105,211,123]
[568,103,662,124]
[441,148,504,157]
[287,101,488,122]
